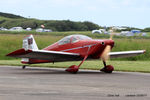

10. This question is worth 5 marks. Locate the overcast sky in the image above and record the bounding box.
[1,0,150,28]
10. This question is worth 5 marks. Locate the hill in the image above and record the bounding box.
[0,12,24,19]
[0,12,100,31]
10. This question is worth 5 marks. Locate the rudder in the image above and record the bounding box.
[22,34,38,51]
[22,34,38,64]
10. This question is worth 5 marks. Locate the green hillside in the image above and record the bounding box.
[1,12,150,32]
[0,12,100,31]
[0,12,24,19]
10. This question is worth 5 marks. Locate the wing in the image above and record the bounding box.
[6,49,82,62]
[109,50,146,58]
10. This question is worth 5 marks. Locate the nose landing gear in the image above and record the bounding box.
[100,61,114,73]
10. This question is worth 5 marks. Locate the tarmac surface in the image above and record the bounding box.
[0,66,150,100]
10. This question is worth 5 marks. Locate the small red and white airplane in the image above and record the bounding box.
[6,34,145,73]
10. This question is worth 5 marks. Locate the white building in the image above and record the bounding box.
[36,28,52,32]
[92,30,102,34]
[9,27,23,31]
[26,27,32,31]
[112,26,127,30]
[0,27,8,31]
[92,29,109,34]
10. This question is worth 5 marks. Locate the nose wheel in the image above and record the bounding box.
[100,61,114,73]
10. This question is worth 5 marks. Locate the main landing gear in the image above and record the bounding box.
[66,65,79,74]
[100,61,114,73]
[66,45,91,74]
[66,55,88,74]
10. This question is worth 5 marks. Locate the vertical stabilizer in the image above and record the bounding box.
[22,34,38,64]
[23,34,38,51]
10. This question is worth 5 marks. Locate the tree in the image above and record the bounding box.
[83,21,100,31]
[143,27,150,32]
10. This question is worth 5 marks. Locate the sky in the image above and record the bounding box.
[0,0,150,29]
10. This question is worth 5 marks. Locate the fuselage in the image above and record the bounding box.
[28,35,114,64]
[44,35,114,59]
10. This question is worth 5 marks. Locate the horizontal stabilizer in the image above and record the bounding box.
[6,49,32,56]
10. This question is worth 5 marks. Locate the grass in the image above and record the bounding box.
[0,34,63,60]
[0,60,150,73]
[1,31,150,38]
[0,33,150,60]
[0,16,11,20]
[0,32,150,73]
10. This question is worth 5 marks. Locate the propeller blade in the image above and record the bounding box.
[101,45,111,61]
[101,29,114,61]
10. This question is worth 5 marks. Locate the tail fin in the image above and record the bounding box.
[22,34,38,64]
[23,34,38,51]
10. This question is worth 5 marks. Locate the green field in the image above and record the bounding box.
[0,32,150,73]
[0,32,150,60]
[0,60,150,73]
[0,30,150,37]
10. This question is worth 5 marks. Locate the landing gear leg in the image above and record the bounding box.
[22,65,26,69]
[66,46,91,74]
[100,61,114,73]
[66,55,88,74]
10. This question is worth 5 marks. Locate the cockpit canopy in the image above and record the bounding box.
[58,35,92,45]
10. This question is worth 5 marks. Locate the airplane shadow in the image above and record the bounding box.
[12,67,120,75]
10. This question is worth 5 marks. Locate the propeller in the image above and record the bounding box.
[101,29,114,62]
[101,45,111,61]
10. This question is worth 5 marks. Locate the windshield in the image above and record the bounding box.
[58,35,92,45]
[58,36,71,45]
[76,35,92,40]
